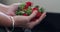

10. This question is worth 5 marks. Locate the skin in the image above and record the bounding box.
[0,3,46,29]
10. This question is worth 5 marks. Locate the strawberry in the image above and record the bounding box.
[32,5,39,11]
[31,12,42,21]
[23,5,29,10]
[24,2,32,11]
[15,2,44,22]
[36,12,42,18]
[23,13,28,16]
[31,7,42,21]
[26,2,32,6]
[32,8,38,12]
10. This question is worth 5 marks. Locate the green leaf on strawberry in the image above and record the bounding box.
[25,7,32,15]
[19,3,25,9]
[16,11,25,15]
[39,7,44,13]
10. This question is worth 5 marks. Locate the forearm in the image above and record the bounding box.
[0,15,28,28]
[0,13,12,27]
[0,12,29,28]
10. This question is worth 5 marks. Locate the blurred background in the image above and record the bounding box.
[0,0,60,13]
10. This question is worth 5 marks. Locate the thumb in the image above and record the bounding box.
[28,10,38,20]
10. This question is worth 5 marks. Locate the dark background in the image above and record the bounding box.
[32,12,60,32]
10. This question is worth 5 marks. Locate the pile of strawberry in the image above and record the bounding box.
[16,2,44,21]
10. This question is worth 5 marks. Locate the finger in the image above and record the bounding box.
[37,12,46,22]
[26,12,46,29]
[33,12,46,25]
[30,12,46,26]
[28,10,38,20]
[8,3,21,12]
[26,21,38,29]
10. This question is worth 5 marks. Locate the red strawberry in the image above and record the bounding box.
[26,2,32,6]
[23,13,28,16]
[24,2,32,10]
[31,8,42,21]
[31,12,42,21]
[23,5,29,10]
[36,12,42,18]
[32,8,38,12]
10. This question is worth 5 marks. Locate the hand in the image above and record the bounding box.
[25,12,46,29]
[0,3,21,16]
[0,3,9,13]
[6,3,21,16]
[9,4,46,29]
[0,3,46,29]
[13,11,38,27]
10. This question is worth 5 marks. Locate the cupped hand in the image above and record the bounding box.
[0,3,21,16]
[26,12,46,29]
[0,3,46,29]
